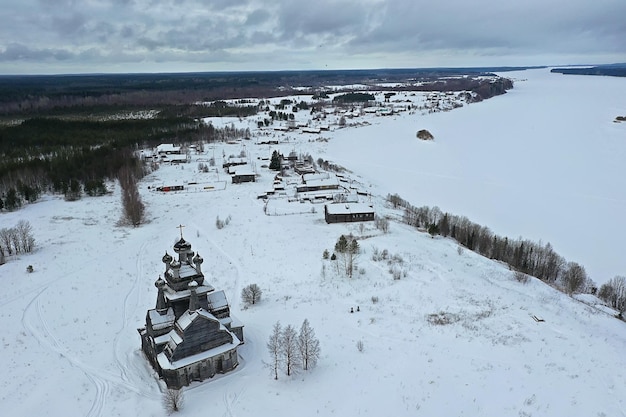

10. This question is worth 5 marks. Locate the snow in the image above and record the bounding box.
[1,68,625,417]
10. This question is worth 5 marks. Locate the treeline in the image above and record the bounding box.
[387,193,593,294]
[382,77,513,102]
[0,146,145,209]
[0,116,202,207]
[0,73,284,116]
[158,102,258,119]
[333,93,376,103]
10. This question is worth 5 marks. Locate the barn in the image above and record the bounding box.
[324,203,375,223]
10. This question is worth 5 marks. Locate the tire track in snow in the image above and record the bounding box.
[21,287,109,417]
[21,281,159,417]
[113,239,149,384]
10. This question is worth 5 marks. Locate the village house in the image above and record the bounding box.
[324,203,375,223]
[138,232,243,389]
[222,157,247,169]
[156,143,182,155]
[155,144,188,164]
[232,168,256,184]
[297,173,340,193]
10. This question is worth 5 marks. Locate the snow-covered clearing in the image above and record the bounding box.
[1,68,625,417]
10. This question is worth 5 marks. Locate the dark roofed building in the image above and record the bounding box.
[232,169,256,184]
[324,203,375,224]
[138,231,243,389]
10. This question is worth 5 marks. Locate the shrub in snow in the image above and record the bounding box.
[416,129,434,140]
[514,270,530,284]
[163,388,184,414]
[356,340,364,352]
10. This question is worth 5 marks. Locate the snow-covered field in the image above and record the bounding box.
[1,68,625,417]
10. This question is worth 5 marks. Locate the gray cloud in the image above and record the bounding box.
[1,0,625,74]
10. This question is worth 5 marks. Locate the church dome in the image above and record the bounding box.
[173,238,192,252]
[162,252,173,264]
[155,276,166,288]
[170,260,181,269]
[193,253,204,264]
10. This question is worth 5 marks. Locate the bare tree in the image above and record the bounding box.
[514,270,530,284]
[15,220,35,253]
[281,324,300,376]
[374,215,389,233]
[599,276,626,317]
[241,283,262,305]
[298,319,320,371]
[267,321,282,380]
[118,165,145,227]
[163,388,184,414]
[562,262,587,294]
[0,227,14,256]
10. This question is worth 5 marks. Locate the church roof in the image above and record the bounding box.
[163,283,214,301]
[175,308,220,332]
[178,264,199,280]
[148,307,175,331]
[157,333,241,370]
[207,290,229,310]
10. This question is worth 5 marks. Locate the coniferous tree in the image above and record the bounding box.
[269,150,281,171]
[4,188,20,211]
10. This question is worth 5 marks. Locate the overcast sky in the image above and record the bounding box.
[1,0,625,74]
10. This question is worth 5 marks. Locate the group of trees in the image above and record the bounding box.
[388,193,594,294]
[268,110,295,121]
[118,164,145,227]
[0,220,35,264]
[315,158,345,173]
[598,276,626,317]
[267,319,320,379]
[333,93,376,103]
[332,234,361,278]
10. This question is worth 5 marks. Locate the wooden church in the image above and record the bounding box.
[138,230,244,389]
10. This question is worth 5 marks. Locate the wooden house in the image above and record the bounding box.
[232,169,256,184]
[138,234,243,389]
[324,203,375,224]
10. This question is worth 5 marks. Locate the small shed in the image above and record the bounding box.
[324,203,375,224]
